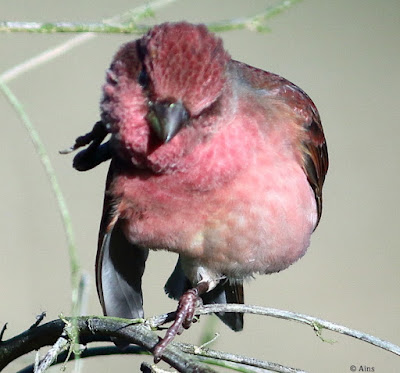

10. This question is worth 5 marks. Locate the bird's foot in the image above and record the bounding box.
[60,120,112,171]
[153,283,208,362]
[60,120,110,154]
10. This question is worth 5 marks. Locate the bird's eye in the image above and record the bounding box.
[147,111,162,138]
[138,69,149,88]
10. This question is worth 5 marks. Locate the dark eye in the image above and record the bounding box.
[138,69,149,88]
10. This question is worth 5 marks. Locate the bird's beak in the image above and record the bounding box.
[147,101,189,143]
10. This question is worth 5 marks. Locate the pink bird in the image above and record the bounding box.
[65,22,328,360]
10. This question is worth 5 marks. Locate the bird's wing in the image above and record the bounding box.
[202,280,244,331]
[96,160,149,319]
[232,60,328,225]
[299,109,329,226]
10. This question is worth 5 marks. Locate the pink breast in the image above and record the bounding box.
[115,151,317,278]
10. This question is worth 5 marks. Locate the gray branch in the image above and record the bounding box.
[0,317,216,373]
[196,304,400,356]
[1,303,399,372]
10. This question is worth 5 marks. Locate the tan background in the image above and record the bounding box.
[1,0,399,372]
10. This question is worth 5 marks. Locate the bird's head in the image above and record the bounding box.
[101,22,230,168]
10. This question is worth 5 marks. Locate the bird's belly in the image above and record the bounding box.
[119,160,317,278]
[189,164,317,277]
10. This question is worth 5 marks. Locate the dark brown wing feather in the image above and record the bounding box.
[205,281,244,331]
[300,112,328,226]
[96,160,149,319]
[95,161,117,313]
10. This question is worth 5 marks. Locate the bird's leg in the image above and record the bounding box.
[60,121,113,171]
[153,281,209,362]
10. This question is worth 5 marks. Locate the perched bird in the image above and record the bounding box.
[65,22,328,359]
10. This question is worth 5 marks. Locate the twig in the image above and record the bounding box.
[0,21,149,34]
[140,361,176,373]
[176,342,306,373]
[0,79,85,372]
[29,313,47,330]
[104,0,179,26]
[18,346,149,373]
[0,317,217,373]
[2,303,399,373]
[17,345,148,373]
[19,343,304,373]
[0,0,301,34]
[0,324,7,341]
[33,351,39,372]
[34,334,69,373]
[5,316,305,373]
[0,33,95,83]
[197,304,400,357]
[207,0,302,32]
[0,81,81,316]
[184,355,282,373]
[197,333,220,351]
[0,0,179,34]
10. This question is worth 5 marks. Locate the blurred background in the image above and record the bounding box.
[1,0,399,372]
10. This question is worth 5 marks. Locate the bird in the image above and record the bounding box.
[64,22,328,360]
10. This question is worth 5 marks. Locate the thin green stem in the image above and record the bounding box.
[0,0,302,34]
[0,81,81,312]
[207,0,303,32]
[104,0,179,25]
[0,21,150,34]
[0,33,96,83]
[0,80,83,369]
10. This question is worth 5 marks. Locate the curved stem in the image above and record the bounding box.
[0,0,302,34]
[0,81,81,314]
[196,304,400,356]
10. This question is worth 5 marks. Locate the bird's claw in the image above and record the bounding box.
[60,120,110,154]
[153,288,200,362]
[59,146,76,155]
[60,121,113,171]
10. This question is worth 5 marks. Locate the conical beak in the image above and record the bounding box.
[147,101,189,143]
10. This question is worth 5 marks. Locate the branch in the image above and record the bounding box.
[196,304,400,356]
[0,316,216,373]
[176,342,306,373]
[2,315,306,373]
[0,0,302,34]
[18,345,149,373]
[20,347,308,373]
[34,334,69,373]
[20,345,307,373]
[1,304,399,372]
